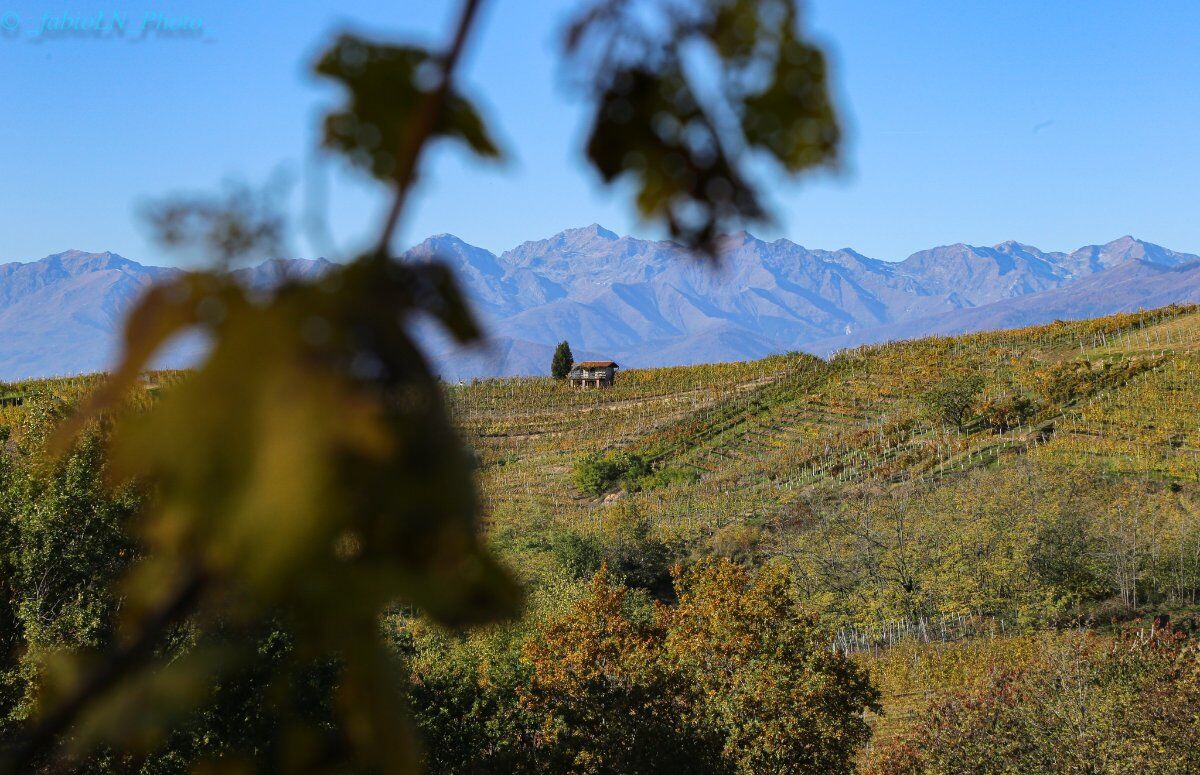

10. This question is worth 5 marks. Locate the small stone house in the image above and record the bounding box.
[568,360,619,388]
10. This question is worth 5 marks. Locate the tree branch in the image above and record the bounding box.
[4,4,496,770]
[374,0,488,256]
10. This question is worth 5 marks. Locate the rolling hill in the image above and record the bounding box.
[5,304,1200,765]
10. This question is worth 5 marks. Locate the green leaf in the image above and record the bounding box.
[314,34,502,183]
[585,66,763,252]
[568,0,840,253]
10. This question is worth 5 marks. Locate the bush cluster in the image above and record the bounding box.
[1034,356,1161,405]
[572,450,652,496]
[868,630,1200,775]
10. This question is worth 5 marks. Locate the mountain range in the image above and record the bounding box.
[2,229,1199,381]
[405,226,1200,378]
[0,251,330,380]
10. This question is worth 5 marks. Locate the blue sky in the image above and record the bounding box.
[1,0,1198,265]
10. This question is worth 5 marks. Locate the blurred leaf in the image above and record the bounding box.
[741,32,839,172]
[314,34,502,184]
[48,252,519,768]
[585,65,764,252]
[334,643,419,775]
[66,643,234,756]
[140,179,290,268]
[51,273,240,453]
[567,0,840,253]
[107,254,516,619]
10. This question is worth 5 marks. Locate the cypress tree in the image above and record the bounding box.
[551,341,574,379]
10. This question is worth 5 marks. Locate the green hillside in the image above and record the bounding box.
[441,305,1200,765]
[4,307,1200,772]
[453,304,1200,617]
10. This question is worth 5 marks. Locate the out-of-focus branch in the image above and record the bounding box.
[375,0,488,256]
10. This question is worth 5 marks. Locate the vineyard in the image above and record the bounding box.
[4,306,1200,764]
[437,304,1200,752]
[449,304,1200,564]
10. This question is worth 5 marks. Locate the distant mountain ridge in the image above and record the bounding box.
[0,251,332,380]
[404,227,1200,377]
[1,230,1198,381]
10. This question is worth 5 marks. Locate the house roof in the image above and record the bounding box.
[574,360,618,368]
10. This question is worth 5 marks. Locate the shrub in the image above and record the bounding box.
[548,508,676,599]
[708,523,762,563]
[1033,356,1161,405]
[869,631,1200,774]
[572,450,651,496]
[548,531,605,580]
[639,464,700,490]
[976,390,1038,432]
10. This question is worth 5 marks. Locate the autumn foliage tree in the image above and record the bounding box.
[919,371,984,430]
[521,561,878,774]
[520,567,718,773]
[975,388,1037,432]
[665,560,880,774]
